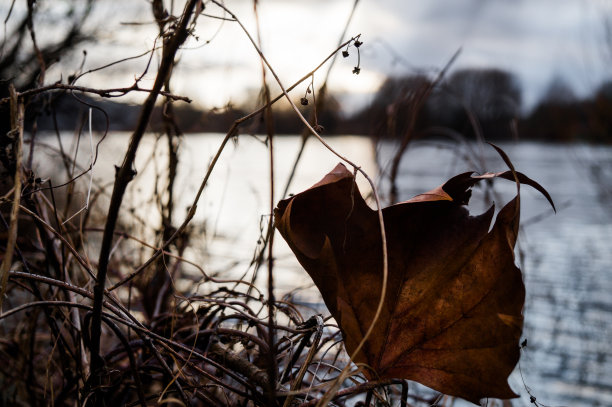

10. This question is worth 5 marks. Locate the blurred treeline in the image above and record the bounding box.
[1,1,610,143]
[341,69,612,143]
[30,68,612,143]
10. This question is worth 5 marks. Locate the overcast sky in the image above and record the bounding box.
[14,0,612,114]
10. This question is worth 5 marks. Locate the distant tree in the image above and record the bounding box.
[595,81,612,99]
[521,78,584,142]
[444,68,522,120]
[427,68,522,139]
[588,80,612,142]
[520,78,612,142]
[541,76,577,105]
[348,74,432,138]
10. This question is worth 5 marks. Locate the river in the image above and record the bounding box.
[35,133,612,406]
[376,140,612,406]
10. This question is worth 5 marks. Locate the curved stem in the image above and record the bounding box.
[209,3,388,406]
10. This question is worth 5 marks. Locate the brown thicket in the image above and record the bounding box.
[0,1,555,407]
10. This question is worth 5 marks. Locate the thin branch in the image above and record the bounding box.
[0,83,191,105]
[73,45,162,84]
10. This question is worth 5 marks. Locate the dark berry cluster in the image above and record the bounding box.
[342,35,363,75]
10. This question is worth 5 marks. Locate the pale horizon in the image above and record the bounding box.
[3,0,611,115]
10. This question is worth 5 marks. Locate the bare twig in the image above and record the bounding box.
[0,82,191,105]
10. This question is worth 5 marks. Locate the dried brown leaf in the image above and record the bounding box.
[275,155,554,404]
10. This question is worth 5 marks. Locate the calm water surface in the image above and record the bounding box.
[37,133,612,406]
[377,140,612,407]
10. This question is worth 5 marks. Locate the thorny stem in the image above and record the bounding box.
[0,85,23,310]
[88,0,199,399]
[209,2,389,406]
